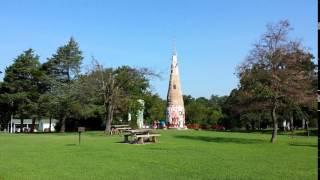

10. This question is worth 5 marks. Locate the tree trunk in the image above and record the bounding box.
[49,115,52,133]
[30,117,36,133]
[270,105,277,143]
[302,118,305,129]
[290,112,294,133]
[105,103,114,134]
[306,119,310,137]
[20,118,24,133]
[60,115,66,133]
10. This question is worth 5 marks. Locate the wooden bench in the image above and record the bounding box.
[123,133,161,144]
[134,134,161,144]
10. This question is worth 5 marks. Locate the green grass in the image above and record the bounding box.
[0,130,317,180]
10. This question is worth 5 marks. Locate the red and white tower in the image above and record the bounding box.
[166,49,186,129]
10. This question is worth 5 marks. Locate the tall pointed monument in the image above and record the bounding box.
[166,48,186,129]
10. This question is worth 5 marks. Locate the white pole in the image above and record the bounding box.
[10,115,13,133]
[10,101,13,133]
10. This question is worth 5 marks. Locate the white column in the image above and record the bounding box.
[10,121,13,133]
[13,124,16,133]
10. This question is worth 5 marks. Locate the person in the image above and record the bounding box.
[153,120,157,129]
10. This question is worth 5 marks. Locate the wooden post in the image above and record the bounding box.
[78,127,85,145]
[78,131,81,145]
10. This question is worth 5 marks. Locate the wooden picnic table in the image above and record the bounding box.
[110,125,132,135]
[111,124,129,127]
[123,129,160,144]
[116,127,132,134]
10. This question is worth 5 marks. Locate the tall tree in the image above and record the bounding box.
[1,49,43,132]
[237,20,315,143]
[43,37,83,132]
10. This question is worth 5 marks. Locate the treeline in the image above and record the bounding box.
[0,20,317,143]
[0,37,165,133]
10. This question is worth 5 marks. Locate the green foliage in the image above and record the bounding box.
[142,92,166,124]
[184,95,223,126]
[43,37,83,82]
[232,20,317,141]
[41,37,83,132]
[76,62,155,132]
[1,49,44,121]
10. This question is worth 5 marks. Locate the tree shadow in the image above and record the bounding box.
[65,143,77,146]
[115,141,128,144]
[288,143,317,148]
[174,135,266,144]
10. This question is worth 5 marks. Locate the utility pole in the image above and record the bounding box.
[10,101,13,133]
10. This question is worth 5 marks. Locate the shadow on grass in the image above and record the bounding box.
[289,143,317,148]
[174,135,266,144]
[65,144,77,146]
[85,133,109,136]
[220,129,318,137]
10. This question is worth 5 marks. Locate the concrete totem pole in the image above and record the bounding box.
[136,99,144,129]
[166,49,186,129]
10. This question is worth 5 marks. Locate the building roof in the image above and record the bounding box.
[11,119,58,124]
[39,119,58,124]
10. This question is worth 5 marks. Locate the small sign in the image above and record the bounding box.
[78,127,85,145]
[78,127,85,132]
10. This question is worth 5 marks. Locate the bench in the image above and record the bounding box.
[123,133,161,144]
[134,134,161,144]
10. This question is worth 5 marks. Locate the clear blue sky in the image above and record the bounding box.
[0,0,317,99]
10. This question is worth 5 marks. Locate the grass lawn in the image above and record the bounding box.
[0,130,317,180]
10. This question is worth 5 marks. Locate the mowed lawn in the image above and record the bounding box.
[0,130,317,180]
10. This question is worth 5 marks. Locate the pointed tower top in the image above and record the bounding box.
[173,38,177,56]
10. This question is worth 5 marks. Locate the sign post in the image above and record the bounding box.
[78,127,85,145]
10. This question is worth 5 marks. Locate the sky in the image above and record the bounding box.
[0,0,317,99]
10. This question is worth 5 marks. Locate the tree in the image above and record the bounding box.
[220,89,241,129]
[237,20,315,143]
[143,92,166,124]
[1,49,43,132]
[79,60,155,134]
[43,37,83,132]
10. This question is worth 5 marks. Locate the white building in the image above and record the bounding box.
[8,118,58,133]
[38,119,58,132]
[9,119,37,133]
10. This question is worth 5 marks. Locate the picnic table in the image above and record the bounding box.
[112,125,130,128]
[110,125,132,135]
[123,129,161,144]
